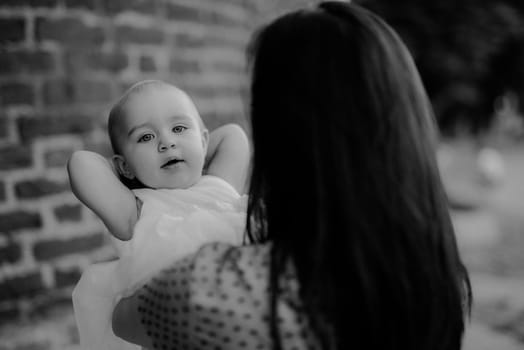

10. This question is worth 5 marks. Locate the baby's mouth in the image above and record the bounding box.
[161,158,183,168]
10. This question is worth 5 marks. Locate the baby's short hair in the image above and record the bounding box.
[107,80,205,155]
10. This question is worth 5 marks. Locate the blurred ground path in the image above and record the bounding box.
[462,274,524,350]
[463,322,523,350]
[442,140,524,349]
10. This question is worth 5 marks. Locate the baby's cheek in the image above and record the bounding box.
[135,168,157,188]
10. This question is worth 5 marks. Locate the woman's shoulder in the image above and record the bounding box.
[153,241,271,290]
[192,241,270,270]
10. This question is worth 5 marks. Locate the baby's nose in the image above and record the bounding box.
[159,140,176,151]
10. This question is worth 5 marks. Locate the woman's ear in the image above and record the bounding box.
[112,155,135,179]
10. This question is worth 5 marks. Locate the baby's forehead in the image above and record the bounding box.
[127,83,192,107]
[119,84,204,129]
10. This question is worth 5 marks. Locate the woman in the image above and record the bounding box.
[112,2,471,349]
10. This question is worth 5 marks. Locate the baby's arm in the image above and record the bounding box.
[205,124,250,194]
[67,151,138,241]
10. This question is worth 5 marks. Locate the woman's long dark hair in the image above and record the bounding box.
[246,2,471,350]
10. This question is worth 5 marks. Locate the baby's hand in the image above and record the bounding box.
[206,124,250,194]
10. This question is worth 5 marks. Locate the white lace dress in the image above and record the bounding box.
[72,175,246,350]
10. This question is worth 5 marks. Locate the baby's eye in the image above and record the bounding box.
[172,125,187,133]
[138,134,154,142]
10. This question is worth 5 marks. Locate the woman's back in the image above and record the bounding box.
[247,2,471,349]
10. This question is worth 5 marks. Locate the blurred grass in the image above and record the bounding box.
[445,142,524,277]
[440,139,524,349]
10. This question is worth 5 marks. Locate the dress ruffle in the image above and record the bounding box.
[72,176,246,350]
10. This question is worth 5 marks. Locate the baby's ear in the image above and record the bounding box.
[112,155,135,179]
[201,128,209,152]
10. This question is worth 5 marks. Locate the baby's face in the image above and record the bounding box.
[117,86,208,189]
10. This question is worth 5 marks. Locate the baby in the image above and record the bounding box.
[68,80,250,350]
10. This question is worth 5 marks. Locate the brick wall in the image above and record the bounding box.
[0,0,314,322]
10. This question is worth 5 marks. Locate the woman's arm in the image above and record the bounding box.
[67,150,138,240]
[112,243,274,348]
[205,124,250,194]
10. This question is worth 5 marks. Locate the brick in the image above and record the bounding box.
[54,266,81,288]
[165,3,201,22]
[213,60,245,74]
[169,58,201,74]
[44,78,113,105]
[74,79,113,103]
[0,243,22,264]
[0,271,45,302]
[0,49,55,75]
[15,178,70,199]
[0,145,33,170]
[42,79,74,105]
[207,35,246,50]
[31,0,59,6]
[65,50,128,73]
[33,232,105,261]
[0,114,7,139]
[204,10,247,27]
[202,110,243,129]
[53,203,82,222]
[139,55,156,72]
[83,140,113,157]
[191,85,239,98]
[17,114,94,142]
[0,182,5,202]
[117,81,132,94]
[13,340,52,350]
[29,294,72,318]
[35,17,105,46]
[115,25,164,44]
[0,210,42,232]
[233,0,255,8]
[0,0,58,7]
[201,114,227,132]
[174,33,204,48]
[0,303,20,324]
[64,0,97,11]
[0,82,34,106]
[43,79,113,105]
[100,0,158,15]
[170,7,247,27]
[44,147,74,168]
[0,18,25,44]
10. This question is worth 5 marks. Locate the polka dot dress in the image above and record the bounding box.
[137,242,321,350]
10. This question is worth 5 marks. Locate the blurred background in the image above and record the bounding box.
[0,0,523,349]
